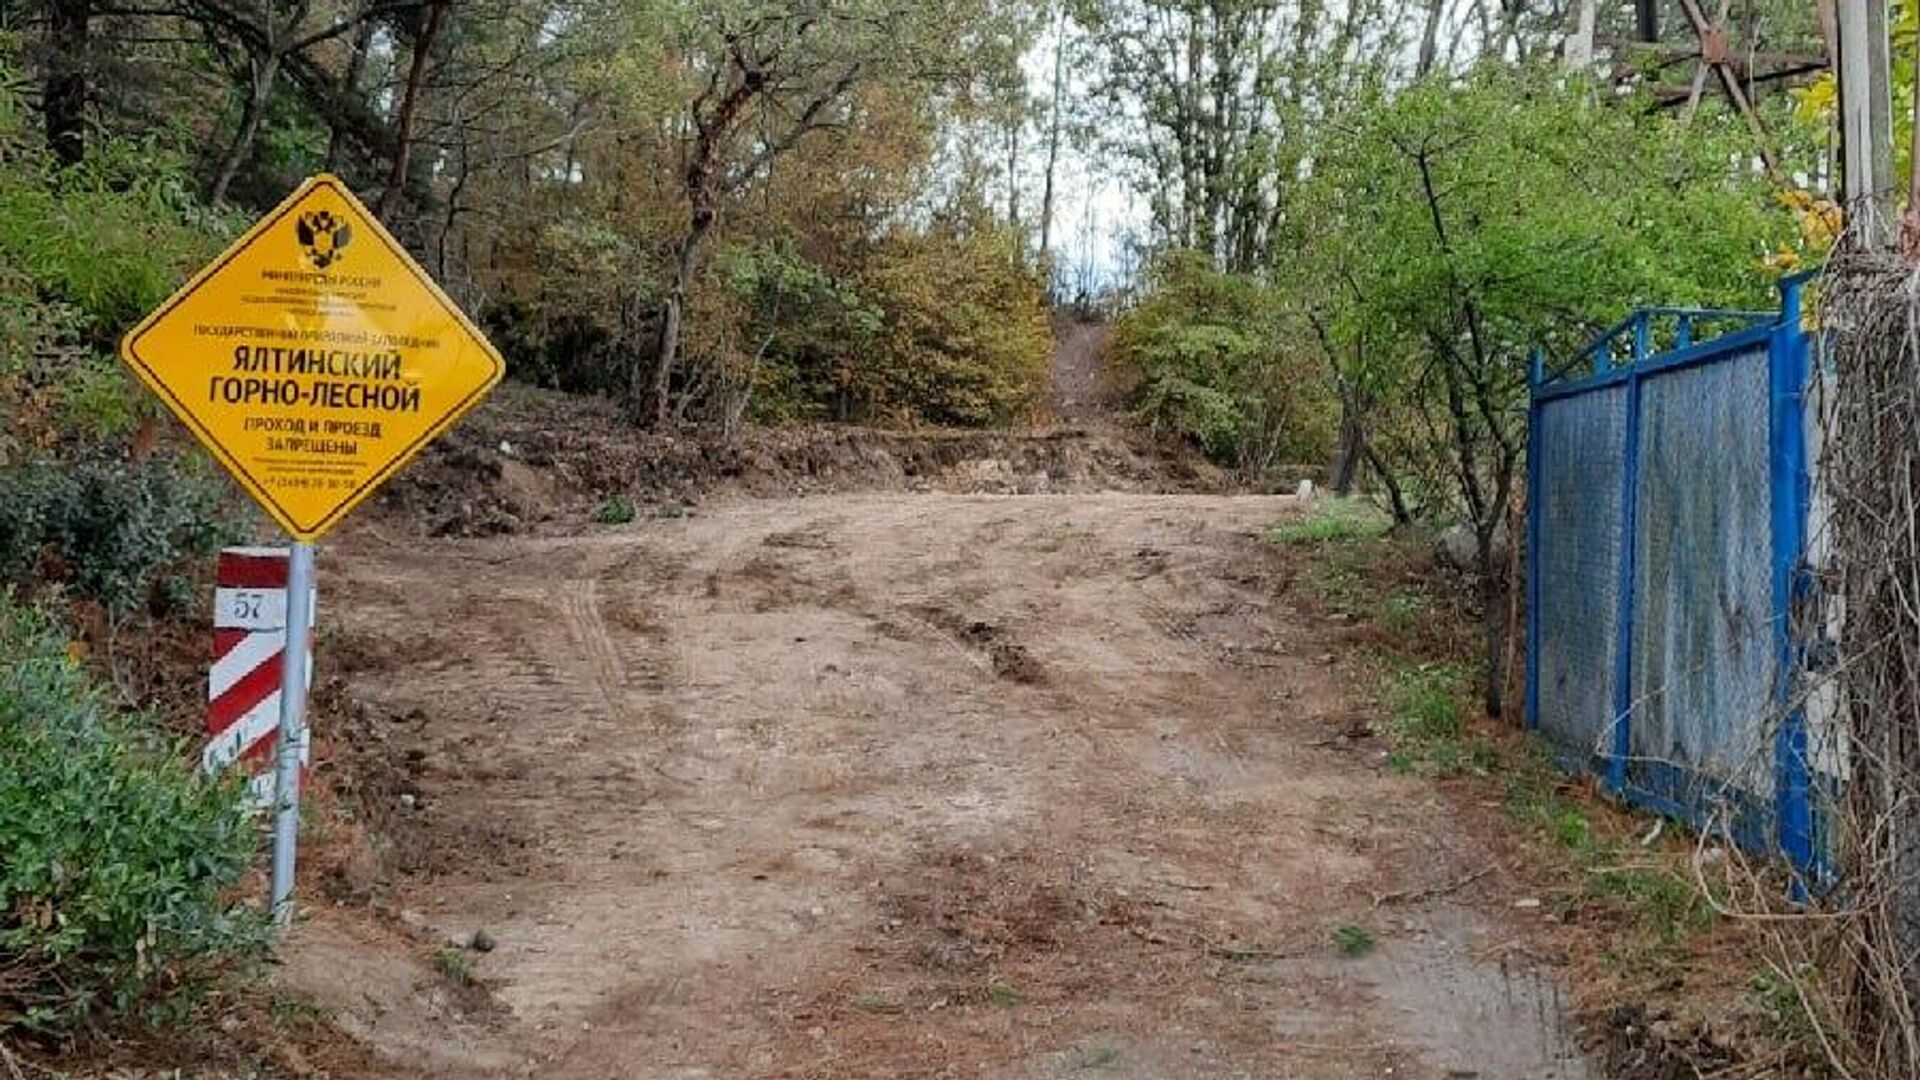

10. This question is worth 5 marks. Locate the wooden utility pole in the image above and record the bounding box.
[1836,0,1894,247]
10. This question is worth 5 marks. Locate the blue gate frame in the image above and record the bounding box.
[1525,272,1817,877]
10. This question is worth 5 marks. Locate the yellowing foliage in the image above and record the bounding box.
[849,220,1052,427]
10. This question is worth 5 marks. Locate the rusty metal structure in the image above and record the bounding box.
[1614,0,1831,178]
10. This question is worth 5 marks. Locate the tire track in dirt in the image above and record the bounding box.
[560,578,629,718]
[298,494,1592,1080]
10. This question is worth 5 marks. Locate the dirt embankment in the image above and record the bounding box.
[374,384,1224,538]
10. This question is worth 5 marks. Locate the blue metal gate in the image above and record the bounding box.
[1526,274,1816,874]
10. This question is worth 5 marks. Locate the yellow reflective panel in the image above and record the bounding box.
[121,174,503,540]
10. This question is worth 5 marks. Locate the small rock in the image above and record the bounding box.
[1296,478,1316,501]
[470,929,496,953]
[1434,523,1511,574]
[1513,897,1542,910]
[399,908,426,927]
[399,793,417,810]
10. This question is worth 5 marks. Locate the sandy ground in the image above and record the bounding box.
[1047,321,1115,421]
[282,492,1592,1079]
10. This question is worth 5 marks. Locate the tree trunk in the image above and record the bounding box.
[724,332,776,444]
[1038,3,1068,269]
[650,289,682,427]
[208,51,279,205]
[1633,0,1658,42]
[325,16,377,171]
[1416,0,1445,77]
[1502,492,1527,725]
[1479,554,1507,719]
[1004,117,1020,226]
[44,0,89,167]
[647,218,708,427]
[376,0,447,222]
[1903,18,1920,259]
[1566,0,1598,71]
[1327,406,1363,495]
[436,101,468,279]
[1363,443,1412,525]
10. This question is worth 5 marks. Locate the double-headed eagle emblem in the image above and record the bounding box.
[295,210,353,270]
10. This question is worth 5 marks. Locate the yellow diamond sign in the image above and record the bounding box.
[121,174,504,540]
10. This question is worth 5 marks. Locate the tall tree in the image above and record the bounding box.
[91,0,432,203]
[42,0,88,165]
[1079,0,1407,272]
[637,0,1014,427]
[1295,69,1791,715]
[1038,0,1070,265]
[375,0,448,220]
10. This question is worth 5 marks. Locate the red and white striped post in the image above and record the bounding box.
[206,547,314,813]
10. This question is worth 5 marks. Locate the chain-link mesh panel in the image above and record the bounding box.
[1629,347,1777,809]
[1535,385,1628,768]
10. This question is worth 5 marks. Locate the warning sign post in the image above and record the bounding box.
[120,174,501,922]
[121,173,502,540]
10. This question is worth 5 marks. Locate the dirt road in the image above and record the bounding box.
[290,492,1589,1078]
[1047,320,1115,421]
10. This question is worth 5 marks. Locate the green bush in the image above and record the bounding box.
[0,140,233,343]
[851,217,1051,426]
[0,78,237,454]
[485,217,656,397]
[0,597,261,1033]
[1381,662,1491,776]
[0,452,240,614]
[1388,663,1465,742]
[0,75,244,616]
[718,240,881,425]
[1113,251,1334,469]
[592,494,638,524]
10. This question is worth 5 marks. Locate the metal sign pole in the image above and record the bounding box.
[268,540,316,923]
[116,172,501,921]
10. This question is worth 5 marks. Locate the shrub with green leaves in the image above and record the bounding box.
[0,73,243,616]
[1113,251,1334,469]
[846,216,1051,427]
[592,493,638,525]
[0,58,236,454]
[0,597,261,1033]
[0,138,233,345]
[0,452,241,614]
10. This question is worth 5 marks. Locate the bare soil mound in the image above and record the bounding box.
[374,385,1224,538]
